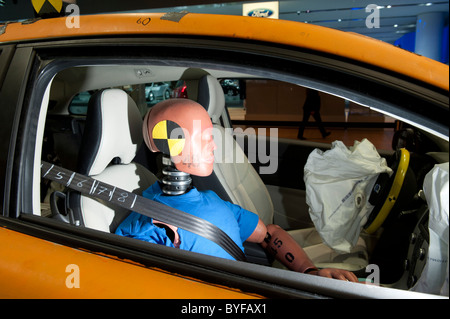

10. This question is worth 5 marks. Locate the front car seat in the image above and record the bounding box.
[72,89,157,232]
[193,74,368,271]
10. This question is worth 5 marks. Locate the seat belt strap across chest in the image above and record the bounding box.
[41,161,247,262]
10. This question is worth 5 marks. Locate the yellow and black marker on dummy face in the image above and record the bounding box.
[152,120,186,157]
[151,119,192,195]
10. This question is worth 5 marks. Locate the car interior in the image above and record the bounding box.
[34,61,448,292]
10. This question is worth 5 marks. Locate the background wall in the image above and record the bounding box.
[241,80,390,124]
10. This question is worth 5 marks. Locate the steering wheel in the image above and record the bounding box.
[364,148,411,234]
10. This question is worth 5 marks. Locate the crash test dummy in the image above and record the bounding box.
[116,98,357,282]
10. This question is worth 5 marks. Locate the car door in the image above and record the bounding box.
[0,29,448,300]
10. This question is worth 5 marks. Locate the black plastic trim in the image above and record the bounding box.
[1,46,35,217]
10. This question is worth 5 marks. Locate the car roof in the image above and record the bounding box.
[1,12,448,91]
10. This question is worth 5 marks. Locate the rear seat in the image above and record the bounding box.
[43,114,85,171]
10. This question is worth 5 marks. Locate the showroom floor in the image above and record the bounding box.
[279,127,395,151]
[233,125,395,151]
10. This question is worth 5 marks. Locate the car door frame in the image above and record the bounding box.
[1,36,448,299]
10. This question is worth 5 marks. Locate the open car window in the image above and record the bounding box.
[5,35,448,299]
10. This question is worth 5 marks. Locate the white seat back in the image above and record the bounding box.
[76,89,157,232]
[196,75,274,225]
[195,75,368,270]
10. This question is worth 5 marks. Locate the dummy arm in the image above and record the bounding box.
[247,220,358,282]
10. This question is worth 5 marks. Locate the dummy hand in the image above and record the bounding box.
[309,268,358,282]
[252,223,359,283]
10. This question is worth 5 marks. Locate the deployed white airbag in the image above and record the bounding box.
[304,139,392,253]
[412,162,449,296]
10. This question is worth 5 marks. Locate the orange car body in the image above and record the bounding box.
[0,13,448,299]
[1,13,447,90]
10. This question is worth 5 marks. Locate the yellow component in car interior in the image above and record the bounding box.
[365,148,410,234]
[152,120,185,156]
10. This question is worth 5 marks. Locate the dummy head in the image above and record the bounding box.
[143,98,216,176]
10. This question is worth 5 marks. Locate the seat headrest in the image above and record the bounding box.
[78,89,143,176]
[197,75,225,124]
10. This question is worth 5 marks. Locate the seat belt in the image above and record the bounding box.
[41,161,247,262]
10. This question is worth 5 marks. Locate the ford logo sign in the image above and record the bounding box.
[247,8,274,18]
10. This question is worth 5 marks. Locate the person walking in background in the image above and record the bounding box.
[297,88,331,140]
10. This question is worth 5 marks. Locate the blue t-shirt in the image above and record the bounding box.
[115,182,259,260]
